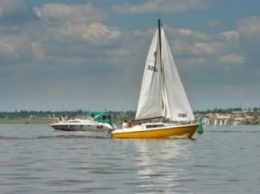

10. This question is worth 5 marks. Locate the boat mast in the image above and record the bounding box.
[158,18,162,62]
[158,18,165,122]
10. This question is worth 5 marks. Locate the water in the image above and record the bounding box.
[0,125,259,194]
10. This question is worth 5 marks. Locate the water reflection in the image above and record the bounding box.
[1,125,259,193]
[132,139,194,193]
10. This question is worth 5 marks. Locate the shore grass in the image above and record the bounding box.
[0,118,56,124]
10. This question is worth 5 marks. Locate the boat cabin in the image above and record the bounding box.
[143,123,165,129]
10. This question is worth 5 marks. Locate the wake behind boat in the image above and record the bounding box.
[50,112,114,132]
[111,19,198,139]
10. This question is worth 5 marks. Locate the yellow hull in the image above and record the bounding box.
[111,124,198,139]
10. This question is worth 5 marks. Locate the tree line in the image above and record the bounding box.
[194,107,260,114]
[1,107,259,118]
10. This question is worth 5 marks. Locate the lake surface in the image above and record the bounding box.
[0,124,259,194]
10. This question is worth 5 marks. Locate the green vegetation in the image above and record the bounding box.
[0,110,136,124]
[194,107,260,114]
[0,117,55,124]
[0,107,259,125]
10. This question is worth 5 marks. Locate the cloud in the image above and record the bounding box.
[0,38,14,56]
[0,34,44,63]
[218,54,244,64]
[82,23,121,45]
[175,28,210,41]
[45,22,121,46]
[0,0,37,24]
[0,1,259,111]
[34,3,106,23]
[208,20,220,27]
[238,16,260,39]
[111,0,209,14]
[34,3,121,46]
[238,16,260,67]
[221,31,239,41]
[165,27,229,56]
[193,42,222,55]
[148,26,245,72]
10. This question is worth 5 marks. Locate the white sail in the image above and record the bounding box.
[160,28,194,121]
[136,29,163,120]
[135,22,195,122]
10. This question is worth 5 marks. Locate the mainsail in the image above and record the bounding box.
[135,29,163,120]
[136,19,195,121]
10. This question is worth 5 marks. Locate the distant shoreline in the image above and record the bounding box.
[0,118,56,124]
[0,118,259,125]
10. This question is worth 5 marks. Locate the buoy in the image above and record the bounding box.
[198,117,203,134]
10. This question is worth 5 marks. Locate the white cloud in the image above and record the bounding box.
[221,31,239,41]
[82,23,121,45]
[158,27,214,57]
[162,27,244,67]
[0,34,45,63]
[0,40,14,56]
[218,54,244,64]
[31,42,45,60]
[208,20,220,27]
[193,42,222,55]
[34,3,120,46]
[0,0,37,24]
[0,0,27,15]
[111,0,208,14]
[34,3,106,23]
[0,6,3,16]
[178,57,206,69]
[176,28,210,41]
[0,0,259,111]
[45,22,121,46]
[238,16,260,39]
[237,16,260,68]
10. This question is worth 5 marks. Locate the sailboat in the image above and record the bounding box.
[111,19,198,139]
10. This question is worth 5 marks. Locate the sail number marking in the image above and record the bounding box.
[147,65,158,72]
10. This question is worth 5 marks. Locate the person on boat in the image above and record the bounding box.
[127,120,132,128]
[59,116,65,122]
[122,120,128,129]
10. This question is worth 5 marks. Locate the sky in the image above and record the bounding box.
[0,0,259,112]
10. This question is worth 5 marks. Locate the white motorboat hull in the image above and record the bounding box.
[50,119,114,133]
[50,123,112,131]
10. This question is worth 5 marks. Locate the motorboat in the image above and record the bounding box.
[50,112,114,132]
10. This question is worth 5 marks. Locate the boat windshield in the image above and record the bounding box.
[68,120,81,123]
